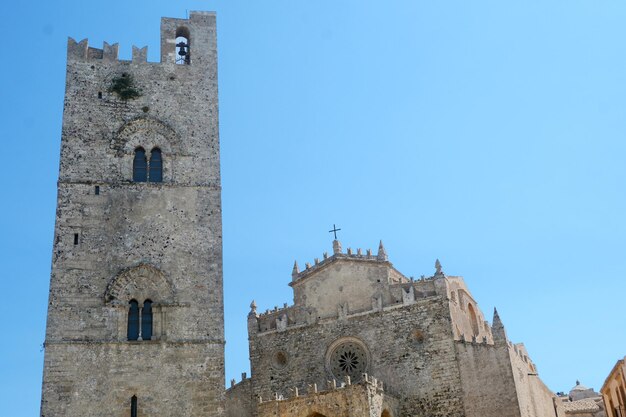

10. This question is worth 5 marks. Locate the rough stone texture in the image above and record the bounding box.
[41,12,224,417]
[227,241,562,417]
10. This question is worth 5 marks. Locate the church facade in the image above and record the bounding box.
[42,12,562,417]
[225,240,562,417]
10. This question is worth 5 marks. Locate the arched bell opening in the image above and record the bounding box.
[175,27,191,65]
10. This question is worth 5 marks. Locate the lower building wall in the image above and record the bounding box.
[256,383,397,417]
[41,342,225,417]
[455,341,522,417]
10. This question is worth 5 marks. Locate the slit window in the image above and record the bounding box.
[95,186,100,195]
[130,395,137,417]
[73,233,79,245]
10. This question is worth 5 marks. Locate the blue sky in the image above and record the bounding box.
[1,1,625,415]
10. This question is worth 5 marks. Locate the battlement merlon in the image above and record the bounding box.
[66,11,217,65]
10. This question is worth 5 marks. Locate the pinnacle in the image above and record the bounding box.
[377,240,388,261]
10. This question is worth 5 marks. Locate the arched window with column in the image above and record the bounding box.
[148,148,162,183]
[127,299,154,341]
[133,147,147,182]
[127,300,140,341]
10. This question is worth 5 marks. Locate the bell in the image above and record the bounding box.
[176,42,187,56]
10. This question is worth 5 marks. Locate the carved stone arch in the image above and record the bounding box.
[112,117,182,156]
[105,264,175,305]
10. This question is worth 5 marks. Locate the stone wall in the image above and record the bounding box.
[42,342,224,417]
[455,341,522,417]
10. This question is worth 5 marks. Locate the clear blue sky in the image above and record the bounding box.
[1,1,625,415]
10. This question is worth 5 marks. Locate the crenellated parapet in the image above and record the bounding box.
[257,373,390,404]
[250,277,442,335]
[67,38,149,63]
[65,11,217,65]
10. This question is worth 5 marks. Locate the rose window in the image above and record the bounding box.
[329,341,368,380]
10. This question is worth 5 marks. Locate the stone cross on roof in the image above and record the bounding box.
[329,224,341,240]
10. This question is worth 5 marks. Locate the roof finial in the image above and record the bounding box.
[333,239,342,254]
[250,300,257,313]
[292,261,300,278]
[377,240,388,261]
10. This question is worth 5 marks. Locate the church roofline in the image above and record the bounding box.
[289,240,407,287]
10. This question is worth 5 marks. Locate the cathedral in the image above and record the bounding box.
[41,12,565,417]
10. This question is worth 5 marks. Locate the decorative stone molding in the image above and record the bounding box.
[104,263,175,304]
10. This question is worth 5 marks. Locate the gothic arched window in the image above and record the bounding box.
[175,27,191,65]
[127,300,140,341]
[133,148,147,182]
[141,300,153,340]
[148,148,162,183]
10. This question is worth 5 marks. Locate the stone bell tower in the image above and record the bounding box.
[41,12,224,417]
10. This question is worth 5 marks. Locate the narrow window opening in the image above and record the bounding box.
[97,91,102,99]
[95,185,100,195]
[130,395,137,417]
[73,233,79,245]
[133,147,147,182]
[148,148,163,183]
[127,300,140,341]
[175,27,191,65]
[141,300,153,340]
